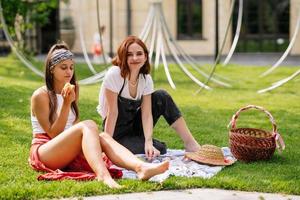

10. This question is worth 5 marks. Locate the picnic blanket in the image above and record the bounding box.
[116,148,236,183]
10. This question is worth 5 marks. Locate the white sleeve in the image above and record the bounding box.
[102,67,123,93]
[143,75,154,95]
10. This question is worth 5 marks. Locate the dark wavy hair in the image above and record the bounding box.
[111,35,150,78]
[44,42,79,124]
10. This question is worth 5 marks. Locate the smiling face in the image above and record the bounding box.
[126,42,147,72]
[51,59,74,84]
[112,36,151,78]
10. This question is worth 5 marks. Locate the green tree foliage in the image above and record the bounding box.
[1,0,59,52]
[1,0,58,33]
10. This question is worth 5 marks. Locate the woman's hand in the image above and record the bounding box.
[145,140,160,161]
[62,83,75,105]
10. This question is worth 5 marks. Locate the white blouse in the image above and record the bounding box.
[31,94,76,134]
[97,66,154,119]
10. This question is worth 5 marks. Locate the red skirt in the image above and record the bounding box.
[29,133,122,181]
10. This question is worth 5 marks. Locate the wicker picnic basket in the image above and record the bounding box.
[228,105,285,162]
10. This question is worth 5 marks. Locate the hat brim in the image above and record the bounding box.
[185,152,235,166]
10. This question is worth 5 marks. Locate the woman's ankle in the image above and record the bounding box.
[184,140,201,152]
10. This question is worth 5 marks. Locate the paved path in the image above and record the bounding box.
[84,188,300,200]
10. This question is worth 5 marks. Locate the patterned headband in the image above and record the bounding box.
[50,49,74,67]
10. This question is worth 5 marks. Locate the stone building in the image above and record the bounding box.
[62,0,299,56]
[2,0,298,56]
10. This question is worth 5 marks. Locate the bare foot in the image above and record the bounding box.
[97,176,122,189]
[136,160,169,181]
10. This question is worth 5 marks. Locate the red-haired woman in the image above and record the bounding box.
[97,36,200,161]
[29,42,169,188]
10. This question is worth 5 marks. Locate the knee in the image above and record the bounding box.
[152,89,172,105]
[99,132,110,138]
[80,120,99,132]
[99,132,113,142]
[154,89,170,97]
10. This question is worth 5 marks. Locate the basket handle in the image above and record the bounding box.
[228,105,277,132]
[228,105,285,152]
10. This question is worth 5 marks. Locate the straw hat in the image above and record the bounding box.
[185,145,234,166]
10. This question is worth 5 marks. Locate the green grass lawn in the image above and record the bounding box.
[0,55,299,199]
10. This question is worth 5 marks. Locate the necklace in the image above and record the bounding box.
[129,80,137,87]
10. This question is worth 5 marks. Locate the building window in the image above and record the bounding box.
[177,0,203,40]
[234,0,290,52]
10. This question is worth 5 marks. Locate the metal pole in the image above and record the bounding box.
[96,0,107,64]
[127,0,132,35]
[215,0,219,62]
[56,3,60,43]
[109,0,113,57]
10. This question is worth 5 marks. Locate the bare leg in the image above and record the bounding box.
[99,132,169,180]
[38,120,120,188]
[170,117,200,152]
